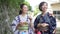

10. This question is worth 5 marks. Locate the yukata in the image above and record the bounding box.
[34,12,56,34]
[11,14,33,34]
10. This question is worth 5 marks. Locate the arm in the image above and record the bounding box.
[11,16,20,32]
[28,15,34,29]
[11,19,18,32]
[34,16,39,29]
[50,16,56,34]
[52,17,56,34]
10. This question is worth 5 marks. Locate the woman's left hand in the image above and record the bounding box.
[28,16,33,28]
[53,29,56,34]
[29,17,32,22]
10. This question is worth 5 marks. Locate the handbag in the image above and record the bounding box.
[35,29,41,34]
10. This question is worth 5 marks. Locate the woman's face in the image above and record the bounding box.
[41,3,48,12]
[22,5,28,14]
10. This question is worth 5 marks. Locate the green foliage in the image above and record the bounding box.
[0,0,31,34]
[0,0,25,8]
[33,6,40,16]
[0,0,25,23]
[23,1,32,11]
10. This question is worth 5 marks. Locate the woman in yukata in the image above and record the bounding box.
[34,2,56,34]
[12,4,33,34]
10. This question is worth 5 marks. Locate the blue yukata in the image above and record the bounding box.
[34,12,56,34]
[11,14,33,34]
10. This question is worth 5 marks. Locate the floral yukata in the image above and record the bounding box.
[12,14,33,34]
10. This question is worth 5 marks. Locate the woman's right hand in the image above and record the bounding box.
[37,23,49,27]
[19,22,24,26]
[16,22,24,29]
[41,23,49,27]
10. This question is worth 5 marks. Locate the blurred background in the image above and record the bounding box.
[0,0,60,34]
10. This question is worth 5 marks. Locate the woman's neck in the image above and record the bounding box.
[42,11,47,16]
[21,13,26,16]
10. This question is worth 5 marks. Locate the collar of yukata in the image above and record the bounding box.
[40,12,49,17]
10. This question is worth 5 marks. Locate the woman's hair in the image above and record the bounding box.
[39,2,48,11]
[19,4,26,15]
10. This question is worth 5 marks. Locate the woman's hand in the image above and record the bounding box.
[41,23,49,27]
[37,23,49,28]
[19,22,24,26]
[16,22,24,29]
[28,15,32,22]
[53,29,56,34]
[28,16,33,28]
[37,23,41,28]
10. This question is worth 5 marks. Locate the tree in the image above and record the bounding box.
[33,5,40,16]
[23,1,32,11]
[0,0,30,34]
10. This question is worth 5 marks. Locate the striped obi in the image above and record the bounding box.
[18,22,29,31]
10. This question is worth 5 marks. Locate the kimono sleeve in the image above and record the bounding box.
[51,17,56,29]
[34,16,39,29]
[11,16,19,32]
[50,16,56,32]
